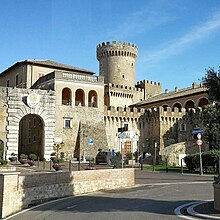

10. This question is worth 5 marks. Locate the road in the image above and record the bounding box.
[6,170,214,220]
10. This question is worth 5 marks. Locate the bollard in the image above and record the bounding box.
[78,160,81,171]
[166,158,168,173]
[43,160,45,169]
[37,157,40,167]
[50,160,52,170]
[181,159,183,174]
[69,160,72,171]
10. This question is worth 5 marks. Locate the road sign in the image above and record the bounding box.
[197,139,203,146]
[192,128,204,135]
[120,132,126,139]
[197,133,202,140]
[88,138,94,145]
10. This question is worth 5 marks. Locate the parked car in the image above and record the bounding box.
[95,151,123,167]
[95,151,112,165]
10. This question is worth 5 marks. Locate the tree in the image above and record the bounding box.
[202,67,220,102]
[202,67,220,150]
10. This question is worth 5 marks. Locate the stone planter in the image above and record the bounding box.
[19,159,27,164]
[213,183,220,211]
[27,160,35,166]
[52,164,64,171]
[8,157,17,162]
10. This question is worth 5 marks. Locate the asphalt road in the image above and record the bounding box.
[6,170,214,220]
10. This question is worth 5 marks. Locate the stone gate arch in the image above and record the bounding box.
[6,88,56,160]
[18,114,45,159]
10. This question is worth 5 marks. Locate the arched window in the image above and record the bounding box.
[173,103,182,111]
[198,98,208,107]
[185,100,195,109]
[75,89,85,106]
[88,90,98,107]
[62,88,72,105]
[162,104,169,111]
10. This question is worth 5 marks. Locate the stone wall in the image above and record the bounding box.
[0,168,134,218]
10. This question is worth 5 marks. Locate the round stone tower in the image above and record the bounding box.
[96,41,138,87]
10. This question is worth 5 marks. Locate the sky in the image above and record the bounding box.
[0,0,220,91]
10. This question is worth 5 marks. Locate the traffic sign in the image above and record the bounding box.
[197,139,203,146]
[88,138,94,145]
[197,133,202,140]
[120,132,126,139]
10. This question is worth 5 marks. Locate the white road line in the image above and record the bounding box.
[174,201,199,220]
[66,204,78,209]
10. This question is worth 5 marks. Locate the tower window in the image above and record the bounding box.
[122,75,125,79]
[63,117,72,129]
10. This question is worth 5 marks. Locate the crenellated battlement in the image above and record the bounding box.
[143,106,203,120]
[107,83,143,92]
[136,80,161,87]
[97,41,138,60]
[104,105,145,118]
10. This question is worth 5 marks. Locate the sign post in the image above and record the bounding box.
[197,133,203,175]
[88,138,94,168]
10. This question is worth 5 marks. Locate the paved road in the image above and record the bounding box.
[6,170,214,220]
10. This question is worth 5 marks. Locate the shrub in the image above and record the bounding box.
[0,158,8,165]
[20,154,28,159]
[184,150,220,171]
[28,153,37,161]
[53,158,64,164]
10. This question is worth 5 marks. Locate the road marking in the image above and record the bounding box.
[174,202,199,220]
[66,204,78,209]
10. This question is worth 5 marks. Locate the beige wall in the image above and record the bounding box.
[0,169,135,218]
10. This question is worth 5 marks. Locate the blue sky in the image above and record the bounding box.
[1,0,220,91]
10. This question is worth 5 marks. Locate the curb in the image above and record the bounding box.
[187,200,220,220]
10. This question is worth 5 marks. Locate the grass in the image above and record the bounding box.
[143,164,219,175]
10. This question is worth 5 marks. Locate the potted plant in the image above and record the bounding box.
[19,153,28,164]
[52,158,65,171]
[50,152,56,161]
[8,153,17,162]
[27,153,37,166]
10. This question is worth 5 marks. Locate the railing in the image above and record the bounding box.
[62,72,98,83]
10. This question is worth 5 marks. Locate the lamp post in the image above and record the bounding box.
[82,130,87,163]
[153,141,157,171]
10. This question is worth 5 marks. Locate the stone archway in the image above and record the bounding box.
[18,114,45,160]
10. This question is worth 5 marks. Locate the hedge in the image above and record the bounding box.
[184,150,220,171]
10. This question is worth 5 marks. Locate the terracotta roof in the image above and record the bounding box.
[0,60,95,75]
[134,84,208,107]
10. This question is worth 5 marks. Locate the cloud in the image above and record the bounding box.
[104,7,176,40]
[140,10,220,64]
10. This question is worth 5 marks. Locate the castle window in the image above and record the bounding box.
[6,80,10,87]
[75,89,85,106]
[122,75,125,79]
[180,123,186,131]
[63,117,72,129]
[62,87,72,105]
[185,100,195,109]
[88,90,98,107]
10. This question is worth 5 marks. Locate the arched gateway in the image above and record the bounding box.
[5,88,56,160]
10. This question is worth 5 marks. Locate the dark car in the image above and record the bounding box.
[95,151,123,167]
[95,151,112,165]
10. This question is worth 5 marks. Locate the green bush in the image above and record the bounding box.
[20,154,28,159]
[0,158,8,165]
[184,150,220,171]
[28,153,37,161]
[53,158,64,164]
[111,158,123,168]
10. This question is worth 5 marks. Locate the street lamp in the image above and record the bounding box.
[82,130,87,163]
[153,141,157,171]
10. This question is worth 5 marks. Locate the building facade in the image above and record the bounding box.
[0,41,209,163]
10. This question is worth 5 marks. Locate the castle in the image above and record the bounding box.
[0,41,209,164]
